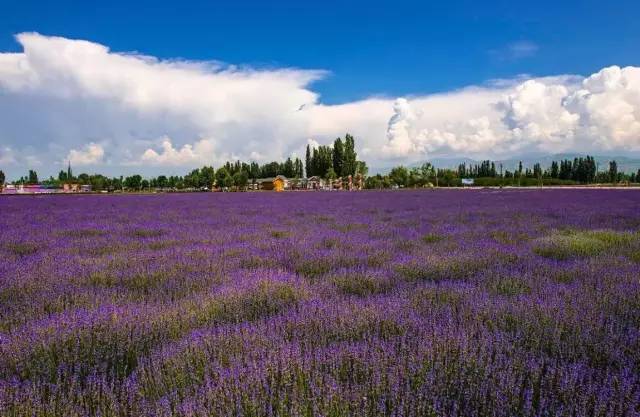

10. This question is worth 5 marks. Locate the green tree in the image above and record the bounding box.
[124,175,142,190]
[294,157,304,178]
[609,160,618,183]
[389,166,409,187]
[355,160,368,177]
[156,175,168,188]
[199,166,216,188]
[184,169,200,188]
[342,134,357,177]
[325,167,337,181]
[0,170,5,186]
[215,167,231,188]
[283,157,295,177]
[305,144,311,177]
[28,170,38,184]
[77,173,90,184]
[332,138,344,176]
[249,162,261,180]
[550,161,559,178]
[232,171,249,189]
[261,162,280,178]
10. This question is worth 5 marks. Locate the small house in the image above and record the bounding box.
[258,175,288,191]
[307,176,323,190]
[63,183,81,193]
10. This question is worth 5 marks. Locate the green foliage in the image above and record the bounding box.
[215,167,233,188]
[124,174,142,190]
[489,277,531,297]
[129,228,165,238]
[421,233,446,244]
[58,228,106,238]
[306,133,359,178]
[269,229,290,239]
[331,273,393,296]
[294,258,333,278]
[389,166,409,187]
[27,169,38,184]
[4,242,40,256]
[411,287,464,310]
[533,229,638,260]
[396,256,489,282]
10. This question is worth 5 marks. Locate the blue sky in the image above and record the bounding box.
[2,0,638,103]
[1,0,640,178]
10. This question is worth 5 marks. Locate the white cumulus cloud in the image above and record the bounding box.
[139,137,215,166]
[1,33,640,179]
[67,142,105,165]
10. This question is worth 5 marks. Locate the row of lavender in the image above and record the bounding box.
[0,190,639,416]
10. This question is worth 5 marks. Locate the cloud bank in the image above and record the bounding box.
[1,33,640,178]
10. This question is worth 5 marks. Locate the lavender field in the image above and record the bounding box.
[0,190,639,417]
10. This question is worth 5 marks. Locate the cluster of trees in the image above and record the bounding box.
[305,134,366,179]
[455,157,600,183]
[366,156,640,189]
[366,164,438,189]
[0,134,366,192]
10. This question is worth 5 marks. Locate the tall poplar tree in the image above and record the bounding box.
[305,144,311,177]
[332,138,344,177]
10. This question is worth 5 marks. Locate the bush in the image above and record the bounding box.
[331,273,393,296]
[4,242,39,256]
[533,230,637,260]
[421,233,446,244]
[396,256,489,282]
[489,276,531,296]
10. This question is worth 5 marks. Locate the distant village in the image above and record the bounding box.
[0,174,365,194]
[0,135,368,195]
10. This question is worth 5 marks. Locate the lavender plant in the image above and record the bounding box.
[0,190,639,416]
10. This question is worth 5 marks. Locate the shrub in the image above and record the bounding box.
[489,276,531,296]
[396,256,489,282]
[4,242,39,256]
[331,273,393,296]
[294,258,332,278]
[129,228,165,238]
[411,287,464,310]
[533,230,637,260]
[421,233,446,244]
[59,228,106,238]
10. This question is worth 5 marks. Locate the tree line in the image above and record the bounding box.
[4,150,640,192]
[367,156,640,188]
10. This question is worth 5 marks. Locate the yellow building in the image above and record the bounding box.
[273,176,285,192]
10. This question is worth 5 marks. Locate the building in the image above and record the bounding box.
[258,175,288,191]
[306,176,325,190]
[63,183,80,193]
[13,184,59,194]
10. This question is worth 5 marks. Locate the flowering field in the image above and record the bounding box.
[0,190,639,416]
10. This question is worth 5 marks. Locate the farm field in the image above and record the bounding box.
[0,190,639,416]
